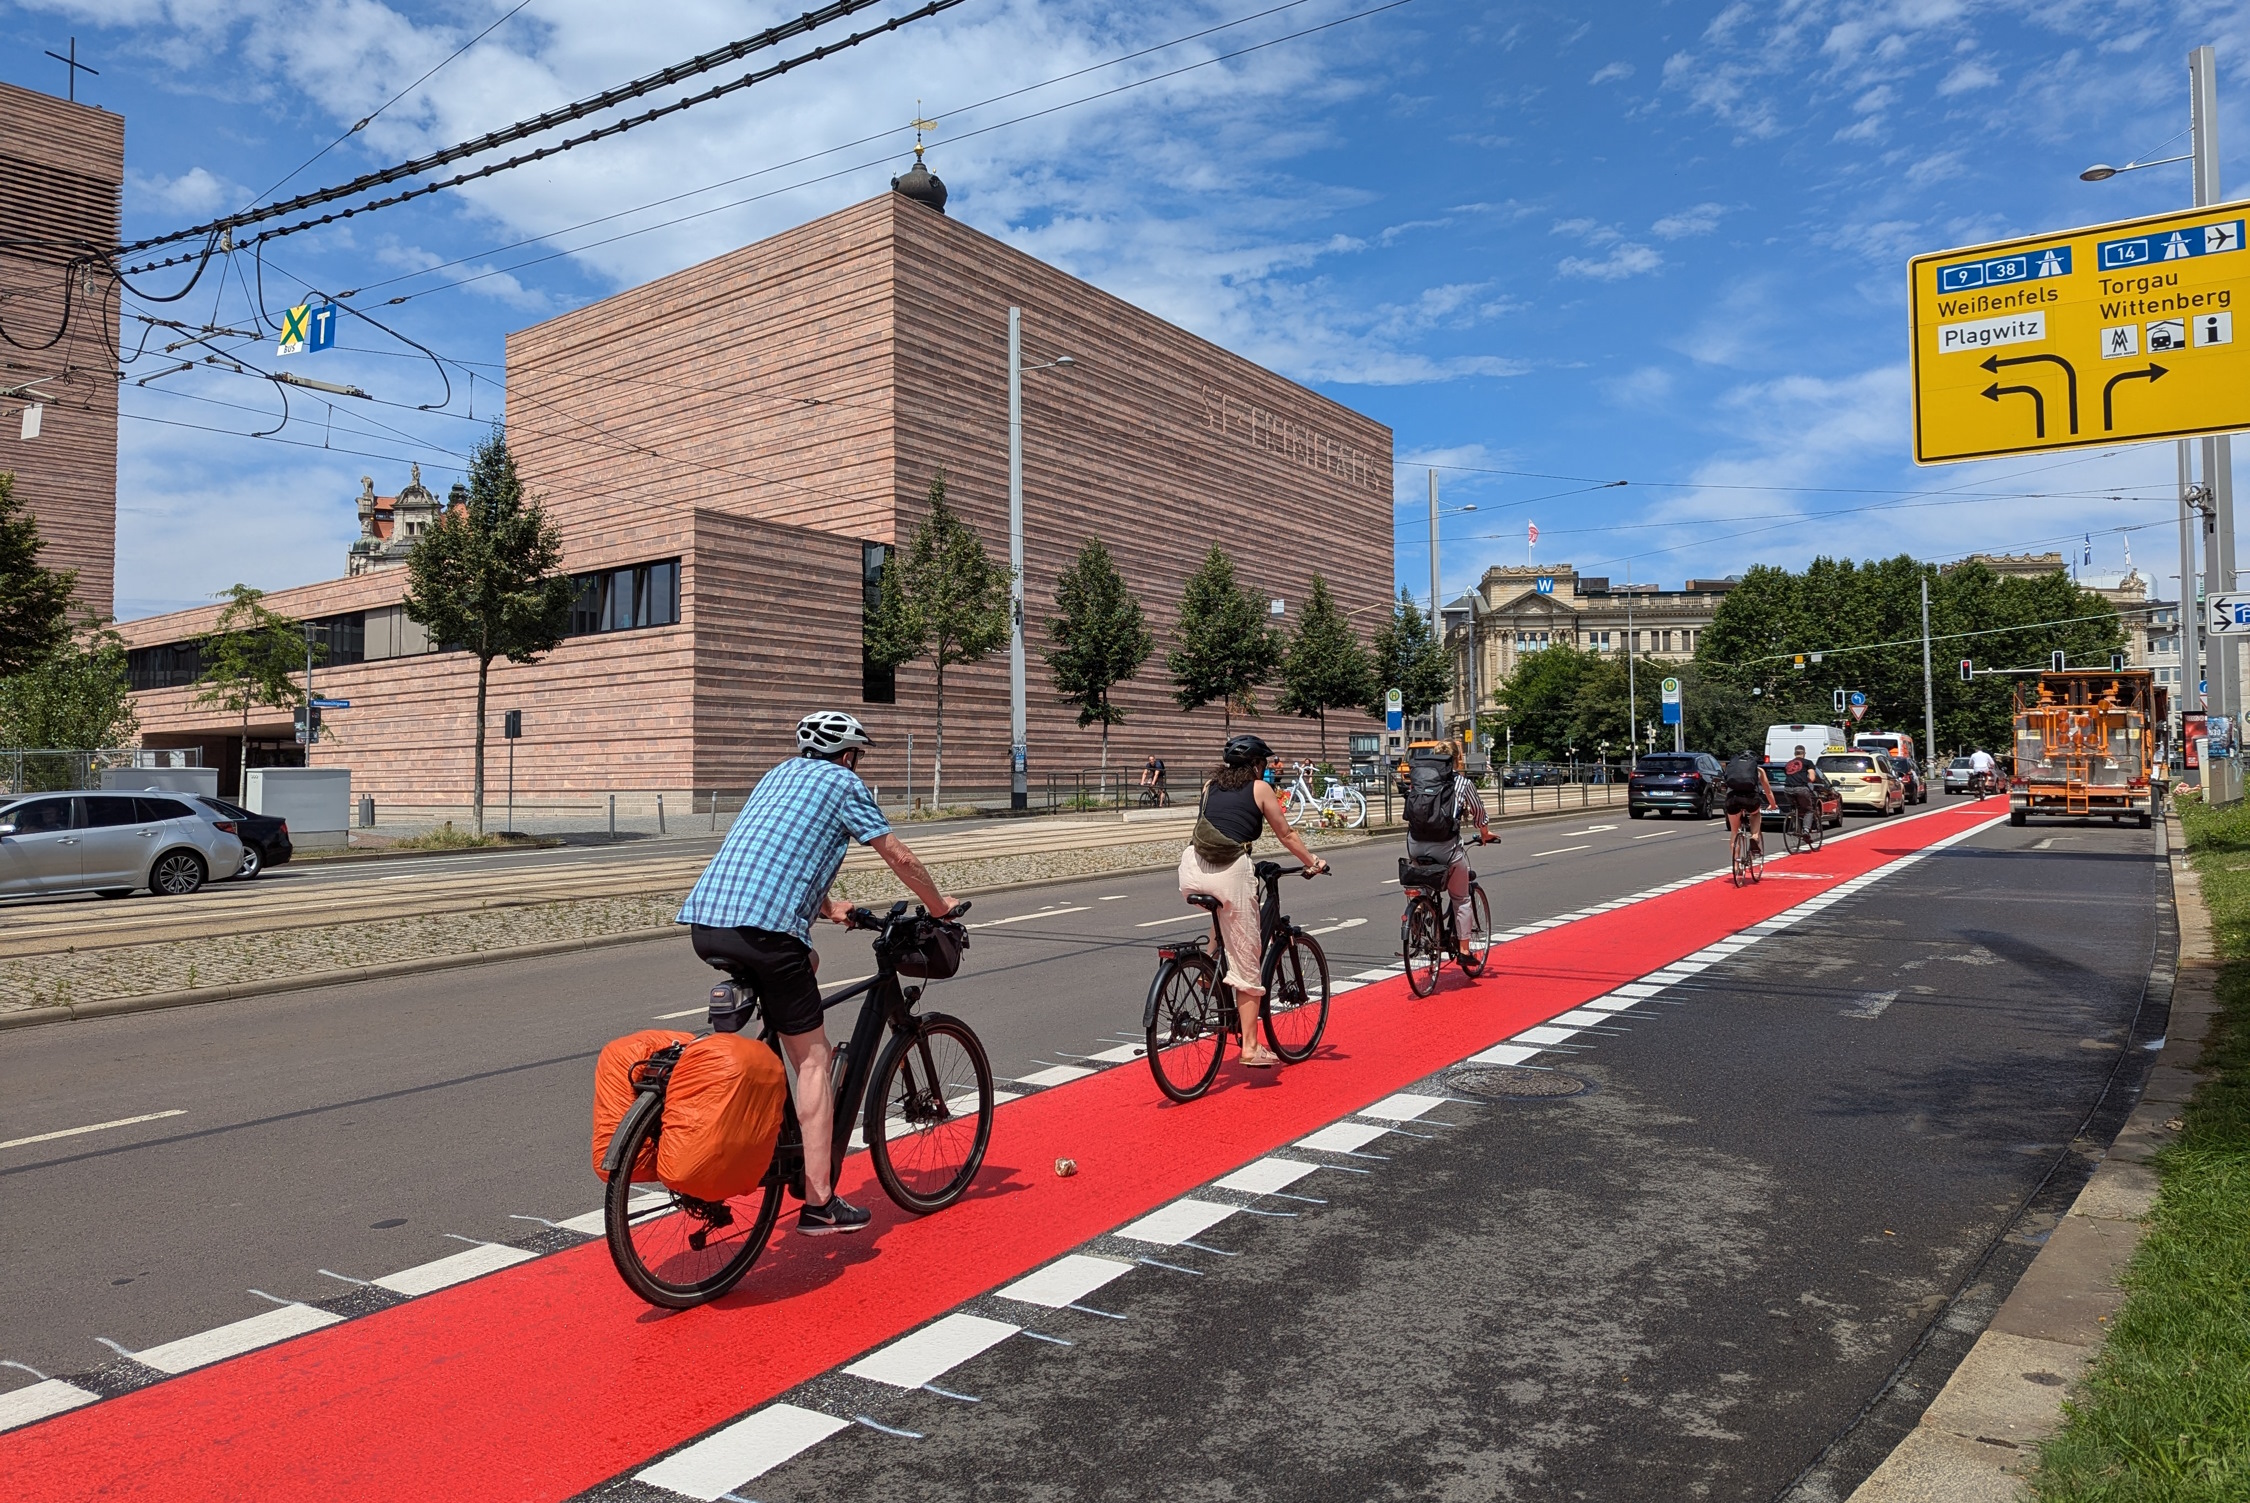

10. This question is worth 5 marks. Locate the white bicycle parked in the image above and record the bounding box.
[1280,763,1367,829]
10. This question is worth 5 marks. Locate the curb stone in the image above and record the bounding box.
[1843,814,2208,1502]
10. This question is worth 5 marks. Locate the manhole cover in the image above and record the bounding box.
[1447,1066,1591,1099]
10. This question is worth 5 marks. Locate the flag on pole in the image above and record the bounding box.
[1528,521,1538,546]
[2082,533,2092,566]
[2123,533,2133,569]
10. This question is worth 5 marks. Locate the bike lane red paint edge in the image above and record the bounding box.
[0,803,2001,1502]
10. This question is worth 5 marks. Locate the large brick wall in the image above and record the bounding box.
[0,81,121,616]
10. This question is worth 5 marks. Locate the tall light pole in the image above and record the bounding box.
[1920,574,1936,769]
[1005,307,1074,811]
[2083,43,2235,801]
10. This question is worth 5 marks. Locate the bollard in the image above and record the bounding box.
[608,793,616,841]
[657,793,665,835]
[358,794,375,828]
[710,791,718,832]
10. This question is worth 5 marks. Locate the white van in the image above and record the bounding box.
[1765,724,1848,764]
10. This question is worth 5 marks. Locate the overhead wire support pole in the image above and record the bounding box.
[1921,574,1937,769]
[1007,307,1027,811]
[2191,42,2238,803]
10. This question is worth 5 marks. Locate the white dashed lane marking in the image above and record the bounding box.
[1112,1199,1240,1246]
[993,1254,1135,1309]
[0,1379,98,1433]
[127,1302,343,1375]
[0,1109,186,1152]
[372,1243,537,1298]
[634,1403,850,1502]
[970,907,1089,929]
[843,1313,1020,1390]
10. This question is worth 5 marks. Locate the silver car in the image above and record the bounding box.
[0,791,244,900]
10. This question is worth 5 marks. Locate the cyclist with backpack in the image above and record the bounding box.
[1721,746,1777,859]
[1403,741,1496,956]
[1179,734,1331,1068]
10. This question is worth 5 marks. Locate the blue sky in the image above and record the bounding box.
[4,0,2246,621]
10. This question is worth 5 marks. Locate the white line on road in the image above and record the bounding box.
[843,1313,1020,1389]
[1099,894,1129,901]
[1632,831,1672,840]
[0,1378,99,1433]
[970,906,1089,929]
[1306,917,1367,936]
[635,1403,849,1501]
[1531,844,1591,857]
[994,1254,1135,1309]
[0,1109,186,1152]
[129,1302,343,1375]
[1135,915,1201,928]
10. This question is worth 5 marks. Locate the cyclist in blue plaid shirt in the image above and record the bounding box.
[679,711,957,1235]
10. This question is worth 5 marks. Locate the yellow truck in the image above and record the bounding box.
[2009,669,2161,829]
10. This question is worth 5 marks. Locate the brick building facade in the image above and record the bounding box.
[117,188,1393,808]
[0,79,122,616]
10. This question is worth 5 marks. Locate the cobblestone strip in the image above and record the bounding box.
[0,832,1370,1018]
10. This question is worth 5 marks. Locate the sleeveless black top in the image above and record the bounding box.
[1201,779,1263,843]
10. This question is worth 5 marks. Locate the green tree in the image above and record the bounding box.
[0,620,139,777]
[865,470,1012,806]
[1277,573,1377,761]
[0,472,78,677]
[1368,589,1449,722]
[1043,536,1152,773]
[1167,544,1283,729]
[195,586,314,793]
[403,430,576,833]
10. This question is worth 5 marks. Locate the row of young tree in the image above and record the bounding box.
[863,473,1452,803]
[1476,554,2130,763]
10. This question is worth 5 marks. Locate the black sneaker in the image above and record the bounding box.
[797,1196,873,1235]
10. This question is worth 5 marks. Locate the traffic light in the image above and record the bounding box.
[2111,651,2127,671]
[1959,658,1974,682]
[2051,650,2067,671]
[1833,688,1846,716]
[293,704,322,744]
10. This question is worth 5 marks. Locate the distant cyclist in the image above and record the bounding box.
[1180,734,1330,1068]
[1721,745,1776,858]
[1778,743,1818,835]
[676,711,959,1236]
[1140,752,1169,806]
[1403,740,1496,956]
[1968,746,1998,796]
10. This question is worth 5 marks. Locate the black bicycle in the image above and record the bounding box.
[600,901,991,1309]
[1144,861,1331,1102]
[1400,835,1493,997]
[1779,789,1825,856]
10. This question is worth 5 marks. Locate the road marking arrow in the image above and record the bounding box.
[2101,362,2168,430]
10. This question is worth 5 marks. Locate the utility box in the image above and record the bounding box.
[100,766,219,797]
[245,767,352,849]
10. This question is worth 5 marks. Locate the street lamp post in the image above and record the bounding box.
[2083,43,2236,801]
[1005,307,1074,811]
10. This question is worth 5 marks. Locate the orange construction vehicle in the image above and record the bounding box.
[2009,669,2164,829]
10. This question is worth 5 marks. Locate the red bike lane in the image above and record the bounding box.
[0,802,2003,1502]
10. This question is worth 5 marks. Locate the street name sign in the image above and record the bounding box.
[1910,201,2250,463]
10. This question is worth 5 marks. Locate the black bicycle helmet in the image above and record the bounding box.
[1223,733,1273,767]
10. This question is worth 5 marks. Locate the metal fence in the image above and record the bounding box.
[0,747,203,796]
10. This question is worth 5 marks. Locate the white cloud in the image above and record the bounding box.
[1590,61,1635,84]
[1652,202,1726,238]
[1558,243,1662,280]
[1936,60,1999,94]
[126,166,235,215]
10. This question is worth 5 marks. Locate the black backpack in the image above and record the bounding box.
[1404,756,1460,842]
[1723,751,1761,790]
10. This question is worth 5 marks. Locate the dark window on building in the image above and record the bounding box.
[567,558,681,637]
[861,541,895,704]
[307,612,365,665]
[126,641,205,691]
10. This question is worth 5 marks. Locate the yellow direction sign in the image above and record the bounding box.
[1910,201,2250,464]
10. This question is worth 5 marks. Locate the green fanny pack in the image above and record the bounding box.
[1191,817,1254,867]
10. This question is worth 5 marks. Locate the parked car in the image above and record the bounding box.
[1759,763,1845,830]
[1884,755,1928,805]
[0,791,243,900]
[1628,752,1723,819]
[190,795,292,878]
[1942,756,1976,795]
[1817,751,1906,815]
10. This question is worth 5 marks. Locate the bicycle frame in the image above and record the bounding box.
[1153,862,1307,1024]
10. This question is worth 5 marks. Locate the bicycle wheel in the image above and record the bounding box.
[1456,885,1494,977]
[603,1093,782,1310]
[1282,790,1308,828]
[1730,824,1754,887]
[867,1013,993,1214]
[1340,787,1367,829]
[1806,807,1825,851]
[1402,896,1444,996]
[1145,950,1227,1102]
[1781,809,1805,856]
[1261,930,1330,1062]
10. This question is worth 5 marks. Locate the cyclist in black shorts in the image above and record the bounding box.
[1719,746,1777,856]
[1777,743,1818,832]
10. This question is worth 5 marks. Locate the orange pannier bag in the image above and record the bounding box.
[592,1029,695,1182]
[655,1033,788,1203]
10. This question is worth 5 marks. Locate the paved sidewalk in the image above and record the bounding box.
[1844,816,2202,1501]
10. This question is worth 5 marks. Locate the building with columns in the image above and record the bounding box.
[1441,564,1740,731]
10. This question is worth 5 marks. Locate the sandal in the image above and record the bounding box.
[1239,1048,1281,1069]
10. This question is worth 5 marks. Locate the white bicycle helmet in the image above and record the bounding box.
[796,710,876,756]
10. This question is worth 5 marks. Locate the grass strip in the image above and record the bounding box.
[2031,798,2250,1502]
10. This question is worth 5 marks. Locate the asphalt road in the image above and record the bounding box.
[0,801,1734,1382]
[592,810,2167,1503]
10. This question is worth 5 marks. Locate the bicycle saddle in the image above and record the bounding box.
[1184,892,1223,913]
